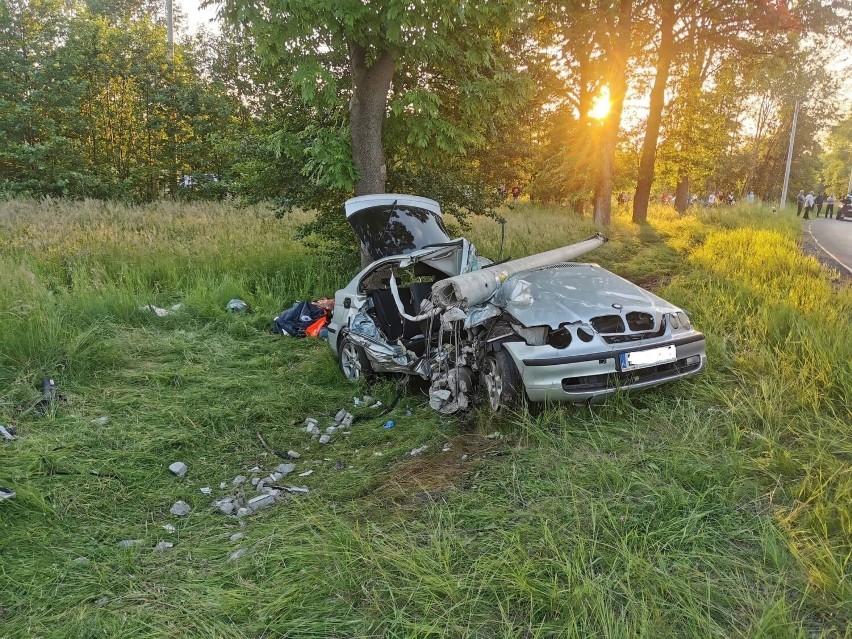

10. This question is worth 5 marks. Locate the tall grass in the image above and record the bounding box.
[1,198,850,638]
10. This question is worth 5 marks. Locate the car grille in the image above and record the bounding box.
[590,315,625,334]
[562,356,702,392]
[626,311,655,331]
[603,319,666,344]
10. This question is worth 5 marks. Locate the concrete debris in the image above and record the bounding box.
[228,548,248,561]
[374,451,384,457]
[0,424,16,441]
[461,454,469,461]
[141,304,171,317]
[250,477,260,487]
[214,498,236,515]
[117,539,143,548]
[275,463,296,476]
[232,475,247,486]
[91,416,110,427]
[285,486,310,494]
[341,413,354,428]
[170,500,191,516]
[325,426,337,435]
[73,556,90,564]
[442,443,452,452]
[162,524,176,533]
[256,480,266,492]
[319,434,332,445]
[410,445,429,457]
[236,507,251,518]
[248,466,262,473]
[269,472,283,482]
[219,482,227,489]
[226,299,249,314]
[259,486,280,496]
[428,389,452,411]
[306,423,321,437]
[154,541,174,552]
[229,532,245,542]
[168,461,188,477]
[247,494,276,511]
[298,469,313,477]
[304,417,318,429]
[200,486,212,495]
[333,409,347,424]
[486,431,503,440]
[287,450,301,459]
[369,401,382,409]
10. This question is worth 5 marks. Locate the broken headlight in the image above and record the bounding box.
[668,313,680,329]
[677,312,691,330]
[547,327,572,349]
[513,324,548,346]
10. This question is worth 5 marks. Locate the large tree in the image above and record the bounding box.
[219,0,532,198]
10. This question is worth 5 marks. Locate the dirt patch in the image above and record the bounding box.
[374,433,508,508]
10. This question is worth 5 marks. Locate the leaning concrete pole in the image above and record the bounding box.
[166,0,174,59]
[780,101,799,210]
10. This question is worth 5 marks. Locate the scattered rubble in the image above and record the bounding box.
[236,507,251,517]
[298,470,313,477]
[200,486,212,495]
[226,299,249,314]
[1,425,18,441]
[219,482,227,489]
[305,423,321,437]
[91,416,110,427]
[162,524,176,534]
[232,475,247,486]
[319,434,331,445]
[215,499,236,515]
[286,486,310,494]
[275,463,296,476]
[170,501,191,517]
[117,539,143,548]
[168,462,188,477]
[154,541,174,552]
[229,532,245,543]
[250,477,260,487]
[247,494,276,511]
[141,304,171,317]
[442,443,452,453]
[287,450,300,459]
[410,445,429,457]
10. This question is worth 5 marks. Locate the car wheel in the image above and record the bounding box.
[481,350,522,412]
[338,335,371,382]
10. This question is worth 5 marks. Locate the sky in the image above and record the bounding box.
[175,0,219,35]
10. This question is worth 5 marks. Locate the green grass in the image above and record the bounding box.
[1,198,850,637]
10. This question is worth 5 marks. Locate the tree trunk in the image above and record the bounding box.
[349,45,395,196]
[593,0,632,226]
[632,0,676,224]
[675,173,689,212]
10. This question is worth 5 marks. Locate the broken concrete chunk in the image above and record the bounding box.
[229,532,245,543]
[333,409,347,425]
[410,445,429,457]
[117,539,143,548]
[91,416,110,427]
[154,541,174,552]
[248,466,262,473]
[250,477,260,487]
[219,482,227,489]
[168,461,187,477]
[287,450,300,459]
[486,431,503,440]
[215,499,236,516]
[319,434,331,445]
[285,485,310,494]
[461,454,469,462]
[162,524,176,534]
[442,443,452,453]
[298,469,313,477]
[236,507,251,518]
[325,426,337,435]
[228,548,248,561]
[275,463,296,475]
[232,475,247,487]
[247,494,276,511]
[304,417,318,429]
[305,423,321,436]
[0,425,16,441]
[341,413,354,428]
[170,500,191,516]
[200,486,212,495]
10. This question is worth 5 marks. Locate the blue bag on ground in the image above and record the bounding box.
[272,301,327,337]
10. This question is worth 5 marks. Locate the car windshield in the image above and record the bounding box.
[348,204,451,260]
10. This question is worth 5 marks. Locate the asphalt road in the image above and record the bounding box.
[807,217,852,275]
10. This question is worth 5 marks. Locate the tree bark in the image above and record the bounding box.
[675,173,689,212]
[593,0,632,227]
[349,45,395,196]
[632,0,676,224]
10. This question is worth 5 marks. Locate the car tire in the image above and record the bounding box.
[481,349,522,412]
[338,334,371,382]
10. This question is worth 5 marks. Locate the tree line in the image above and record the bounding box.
[2,0,851,234]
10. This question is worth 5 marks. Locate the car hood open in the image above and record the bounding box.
[492,263,680,329]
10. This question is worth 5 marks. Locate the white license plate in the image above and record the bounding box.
[619,345,677,371]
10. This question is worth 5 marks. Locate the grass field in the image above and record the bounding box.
[1,198,850,638]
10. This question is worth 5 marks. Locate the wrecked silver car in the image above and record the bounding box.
[327,194,706,414]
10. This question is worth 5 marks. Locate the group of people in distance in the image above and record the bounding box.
[796,190,841,220]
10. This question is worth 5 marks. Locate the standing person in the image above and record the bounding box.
[796,190,805,217]
[747,191,756,204]
[825,193,835,219]
[815,192,825,217]
[803,191,815,219]
[511,185,521,202]
[708,192,716,206]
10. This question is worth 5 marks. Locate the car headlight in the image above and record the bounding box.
[668,313,680,329]
[676,312,691,330]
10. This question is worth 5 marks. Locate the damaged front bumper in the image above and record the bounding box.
[502,332,707,403]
